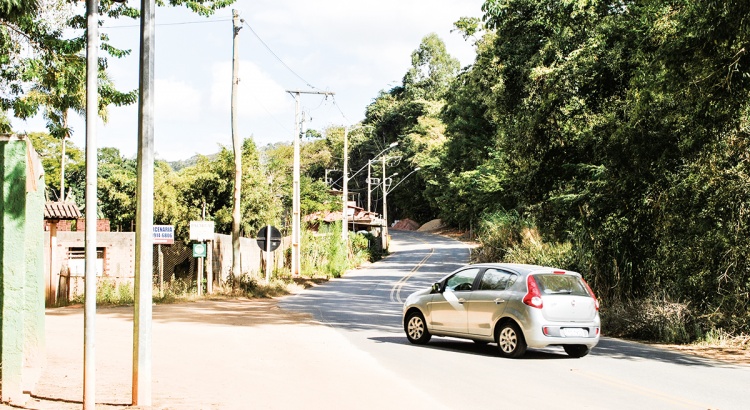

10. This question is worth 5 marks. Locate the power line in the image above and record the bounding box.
[101,19,231,29]
[331,95,352,124]
[242,19,321,91]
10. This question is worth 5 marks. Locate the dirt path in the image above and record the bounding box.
[5,298,445,410]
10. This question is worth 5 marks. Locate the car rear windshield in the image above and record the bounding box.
[534,274,590,297]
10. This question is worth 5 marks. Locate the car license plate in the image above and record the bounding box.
[562,328,588,338]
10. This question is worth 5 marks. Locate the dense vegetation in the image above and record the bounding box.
[5,0,750,340]
[349,0,750,341]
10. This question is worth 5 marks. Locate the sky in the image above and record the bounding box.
[12,0,485,162]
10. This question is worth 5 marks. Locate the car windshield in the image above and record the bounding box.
[534,274,589,296]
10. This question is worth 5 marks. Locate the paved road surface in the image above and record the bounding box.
[281,230,750,410]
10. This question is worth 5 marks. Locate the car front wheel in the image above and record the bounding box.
[563,345,590,358]
[496,322,527,358]
[405,311,431,344]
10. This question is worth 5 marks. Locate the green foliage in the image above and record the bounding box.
[301,222,349,278]
[70,279,134,306]
[445,0,750,337]
[26,131,85,201]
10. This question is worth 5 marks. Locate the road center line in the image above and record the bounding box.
[390,247,434,303]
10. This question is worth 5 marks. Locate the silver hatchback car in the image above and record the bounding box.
[402,263,600,358]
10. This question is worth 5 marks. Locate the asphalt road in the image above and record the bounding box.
[280,230,750,410]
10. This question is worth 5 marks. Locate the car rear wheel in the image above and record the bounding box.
[405,311,431,344]
[563,345,590,358]
[496,322,527,358]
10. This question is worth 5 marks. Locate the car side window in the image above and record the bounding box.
[445,268,480,292]
[479,269,517,291]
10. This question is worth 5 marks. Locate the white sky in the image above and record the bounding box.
[12,0,484,161]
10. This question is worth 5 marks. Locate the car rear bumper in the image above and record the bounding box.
[523,322,600,349]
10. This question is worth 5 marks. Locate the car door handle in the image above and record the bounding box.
[458,298,466,304]
[494,298,506,304]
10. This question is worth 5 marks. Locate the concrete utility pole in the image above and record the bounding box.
[60,135,66,201]
[341,127,349,242]
[133,0,156,406]
[231,10,243,286]
[381,155,389,250]
[83,1,98,408]
[286,90,334,276]
[366,160,374,213]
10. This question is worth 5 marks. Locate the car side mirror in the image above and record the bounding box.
[431,282,442,293]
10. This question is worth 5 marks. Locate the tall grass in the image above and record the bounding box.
[301,221,371,278]
[70,278,134,305]
[473,211,572,268]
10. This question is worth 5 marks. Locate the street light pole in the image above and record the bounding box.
[133,0,155,406]
[286,89,334,276]
[366,160,372,213]
[83,1,98,408]
[381,155,389,250]
[341,127,348,242]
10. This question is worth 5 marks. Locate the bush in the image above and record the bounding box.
[601,296,702,344]
[472,210,528,262]
[473,211,575,269]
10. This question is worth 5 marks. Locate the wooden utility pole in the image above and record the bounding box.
[231,10,243,285]
[286,90,334,276]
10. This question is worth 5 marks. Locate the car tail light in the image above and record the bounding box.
[553,270,565,275]
[582,279,600,311]
[523,275,543,309]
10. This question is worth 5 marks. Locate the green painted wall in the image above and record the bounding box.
[24,141,45,385]
[0,136,45,404]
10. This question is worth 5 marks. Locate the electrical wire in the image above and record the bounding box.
[101,19,231,29]
[241,19,321,92]
[331,95,352,125]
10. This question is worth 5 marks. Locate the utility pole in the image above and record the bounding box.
[286,90,334,276]
[133,0,155,406]
[60,134,67,201]
[341,127,348,242]
[231,10,243,286]
[83,1,98,408]
[366,160,373,213]
[381,155,389,250]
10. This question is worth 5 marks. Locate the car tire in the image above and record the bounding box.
[496,322,527,358]
[405,311,431,345]
[563,345,590,358]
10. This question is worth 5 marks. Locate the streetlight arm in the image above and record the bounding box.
[333,141,399,184]
[387,167,421,195]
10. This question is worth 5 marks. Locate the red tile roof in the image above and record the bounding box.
[44,202,81,220]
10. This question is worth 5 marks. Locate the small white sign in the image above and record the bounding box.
[190,221,215,241]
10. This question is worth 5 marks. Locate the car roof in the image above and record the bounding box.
[467,263,581,277]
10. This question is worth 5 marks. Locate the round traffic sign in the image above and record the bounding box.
[257,226,282,252]
[192,243,207,258]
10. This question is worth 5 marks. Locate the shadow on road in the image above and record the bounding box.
[369,335,742,367]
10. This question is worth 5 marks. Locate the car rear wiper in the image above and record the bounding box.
[547,290,573,295]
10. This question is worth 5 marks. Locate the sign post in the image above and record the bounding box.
[152,225,174,295]
[190,221,214,296]
[256,226,282,282]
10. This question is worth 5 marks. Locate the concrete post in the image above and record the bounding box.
[1,135,45,405]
